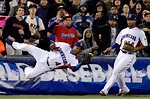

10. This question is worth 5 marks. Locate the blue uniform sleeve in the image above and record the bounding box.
[71,63,82,72]
[111,43,120,49]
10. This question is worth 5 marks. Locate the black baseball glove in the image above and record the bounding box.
[79,53,93,65]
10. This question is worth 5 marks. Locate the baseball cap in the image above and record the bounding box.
[74,42,83,49]
[127,14,137,20]
[29,3,37,9]
[144,11,150,16]
[108,15,118,20]
[57,5,66,11]
[63,14,72,20]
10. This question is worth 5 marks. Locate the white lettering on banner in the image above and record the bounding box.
[0,64,6,80]
[54,69,68,81]
[146,65,150,79]
[106,65,113,82]
[80,65,92,82]
[129,67,142,83]
[67,69,80,82]
[0,63,149,83]
[90,64,105,82]
[40,72,54,81]
[4,63,18,81]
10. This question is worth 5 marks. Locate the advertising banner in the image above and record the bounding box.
[0,56,150,95]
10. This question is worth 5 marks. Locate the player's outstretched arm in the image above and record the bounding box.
[103,43,120,53]
[71,53,93,72]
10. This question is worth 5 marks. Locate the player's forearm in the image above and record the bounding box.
[111,43,120,49]
[134,45,147,52]
[71,63,82,72]
[56,65,70,69]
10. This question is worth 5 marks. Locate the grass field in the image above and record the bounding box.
[0,94,150,99]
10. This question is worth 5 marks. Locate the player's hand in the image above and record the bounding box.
[49,42,56,50]
[103,47,112,54]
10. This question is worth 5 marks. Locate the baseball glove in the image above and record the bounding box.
[123,42,134,52]
[80,53,93,65]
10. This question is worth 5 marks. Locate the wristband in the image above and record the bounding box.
[111,43,119,49]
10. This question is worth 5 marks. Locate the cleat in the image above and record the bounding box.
[116,90,130,96]
[99,91,107,96]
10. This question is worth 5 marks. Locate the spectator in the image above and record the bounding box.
[0,0,7,15]
[139,11,150,57]
[48,14,78,48]
[131,1,144,25]
[85,0,104,15]
[48,5,67,27]
[93,15,119,56]
[9,0,29,17]
[36,0,50,51]
[68,0,81,16]
[63,0,73,8]
[112,0,123,15]
[9,0,19,9]
[46,0,65,26]
[48,5,79,39]
[36,0,49,28]
[0,16,7,56]
[79,28,98,56]
[2,6,31,55]
[28,0,41,4]
[121,4,131,18]
[0,29,5,56]
[129,0,136,10]
[109,5,128,32]
[92,1,109,33]
[24,3,45,47]
[142,0,150,8]
[72,2,93,39]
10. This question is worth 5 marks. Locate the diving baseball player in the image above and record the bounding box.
[99,14,148,96]
[6,36,93,79]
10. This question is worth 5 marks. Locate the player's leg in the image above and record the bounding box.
[15,50,22,55]
[100,53,136,95]
[117,57,136,95]
[114,55,130,93]
[12,42,48,60]
[116,71,130,96]
[24,62,50,79]
[6,43,15,55]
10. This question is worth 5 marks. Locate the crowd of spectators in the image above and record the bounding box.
[0,0,150,57]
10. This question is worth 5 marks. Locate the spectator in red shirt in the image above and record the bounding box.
[48,14,78,48]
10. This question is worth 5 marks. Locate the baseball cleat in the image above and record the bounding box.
[116,90,130,96]
[99,91,107,96]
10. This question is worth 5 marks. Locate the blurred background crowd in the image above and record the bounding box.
[0,0,150,57]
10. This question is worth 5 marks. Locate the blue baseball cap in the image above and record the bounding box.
[127,14,137,20]
[74,42,83,49]
[108,15,118,20]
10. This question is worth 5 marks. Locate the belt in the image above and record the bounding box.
[46,56,50,66]
[121,50,134,54]
[46,56,54,70]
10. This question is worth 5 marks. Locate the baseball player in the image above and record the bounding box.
[99,14,148,96]
[6,36,93,79]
